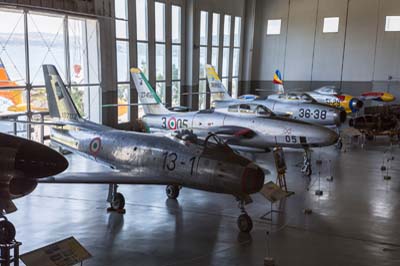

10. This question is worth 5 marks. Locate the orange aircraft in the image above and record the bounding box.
[0,59,47,113]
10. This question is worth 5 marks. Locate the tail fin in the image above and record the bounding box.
[130,68,170,115]
[273,70,284,94]
[43,65,81,121]
[205,64,233,101]
[0,58,18,87]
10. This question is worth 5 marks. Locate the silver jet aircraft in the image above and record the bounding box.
[0,132,68,242]
[38,65,265,233]
[131,68,339,176]
[206,65,346,128]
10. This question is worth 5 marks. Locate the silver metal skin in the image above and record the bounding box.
[131,68,339,151]
[42,65,265,202]
[0,132,68,214]
[205,65,346,127]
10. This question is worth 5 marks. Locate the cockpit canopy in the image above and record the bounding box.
[227,103,274,117]
[315,86,339,95]
[268,93,316,103]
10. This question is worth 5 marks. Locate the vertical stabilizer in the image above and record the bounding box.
[131,68,171,115]
[43,65,81,121]
[273,70,284,94]
[205,64,233,101]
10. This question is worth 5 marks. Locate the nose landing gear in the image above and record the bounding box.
[107,184,126,214]
[237,200,253,233]
[166,185,180,199]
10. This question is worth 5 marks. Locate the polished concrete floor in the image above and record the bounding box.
[9,138,400,266]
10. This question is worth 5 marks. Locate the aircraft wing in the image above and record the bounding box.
[39,171,170,185]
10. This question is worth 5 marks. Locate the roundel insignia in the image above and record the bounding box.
[168,117,177,130]
[89,137,101,155]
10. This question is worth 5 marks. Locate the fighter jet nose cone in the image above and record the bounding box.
[15,141,68,178]
[352,98,363,110]
[242,163,265,194]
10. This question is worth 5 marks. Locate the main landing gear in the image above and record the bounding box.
[107,184,126,214]
[166,185,180,199]
[237,200,253,233]
[0,216,16,245]
[301,149,312,176]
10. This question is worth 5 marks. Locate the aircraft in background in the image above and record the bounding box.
[206,65,346,128]
[270,70,395,113]
[0,132,68,242]
[0,58,48,113]
[131,67,339,176]
[36,64,265,233]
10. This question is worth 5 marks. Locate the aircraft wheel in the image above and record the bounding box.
[237,214,253,233]
[0,220,16,244]
[111,192,125,210]
[166,185,180,199]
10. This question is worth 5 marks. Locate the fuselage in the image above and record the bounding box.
[49,120,264,196]
[141,110,339,149]
[213,97,346,126]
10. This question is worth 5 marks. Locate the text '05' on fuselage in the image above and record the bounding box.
[0,132,68,214]
[41,65,265,200]
[205,65,347,127]
[130,67,339,151]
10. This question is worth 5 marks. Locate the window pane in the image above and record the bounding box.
[172,5,181,43]
[28,13,65,85]
[199,47,207,79]
[386,16,400,31]
[212,13,220,46]
[136,0,148,41]
[222,78,229,91]
[156,82,166,104]
[0,9,26,84]
[232,48,240,77]
[86,19,100,84]
[199,79,207,110]
[0,89,27,114]
[323,17,339,33]
[116,19,128,39]
[116,40,129,82]
[172,45,181,80]
[232,78,238,99]
[267,19,281,35]
[69,18,87,85]
[172,81,180,107]
[70,86,86,117]
[155,2,165,42]
[223,15,231,46]
[137,42,149,77]
[156,44,165,81]
[222,48,230,77]
[211,47,219,73]
[234,17,241,47]
[115,0,127,20]
[118,83,130,123]
[200,11,208,45]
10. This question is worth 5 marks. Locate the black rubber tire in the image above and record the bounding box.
[237,214,253,233]
[111,192,125,210]
[166,185,180,199]
[0,220,16,244]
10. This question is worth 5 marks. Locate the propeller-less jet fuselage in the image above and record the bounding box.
[205,65,346,127]
[39,65,265,233]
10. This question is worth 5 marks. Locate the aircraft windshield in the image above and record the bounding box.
[228,104,274,117]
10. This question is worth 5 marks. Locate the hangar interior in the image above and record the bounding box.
[0,0,400,265]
